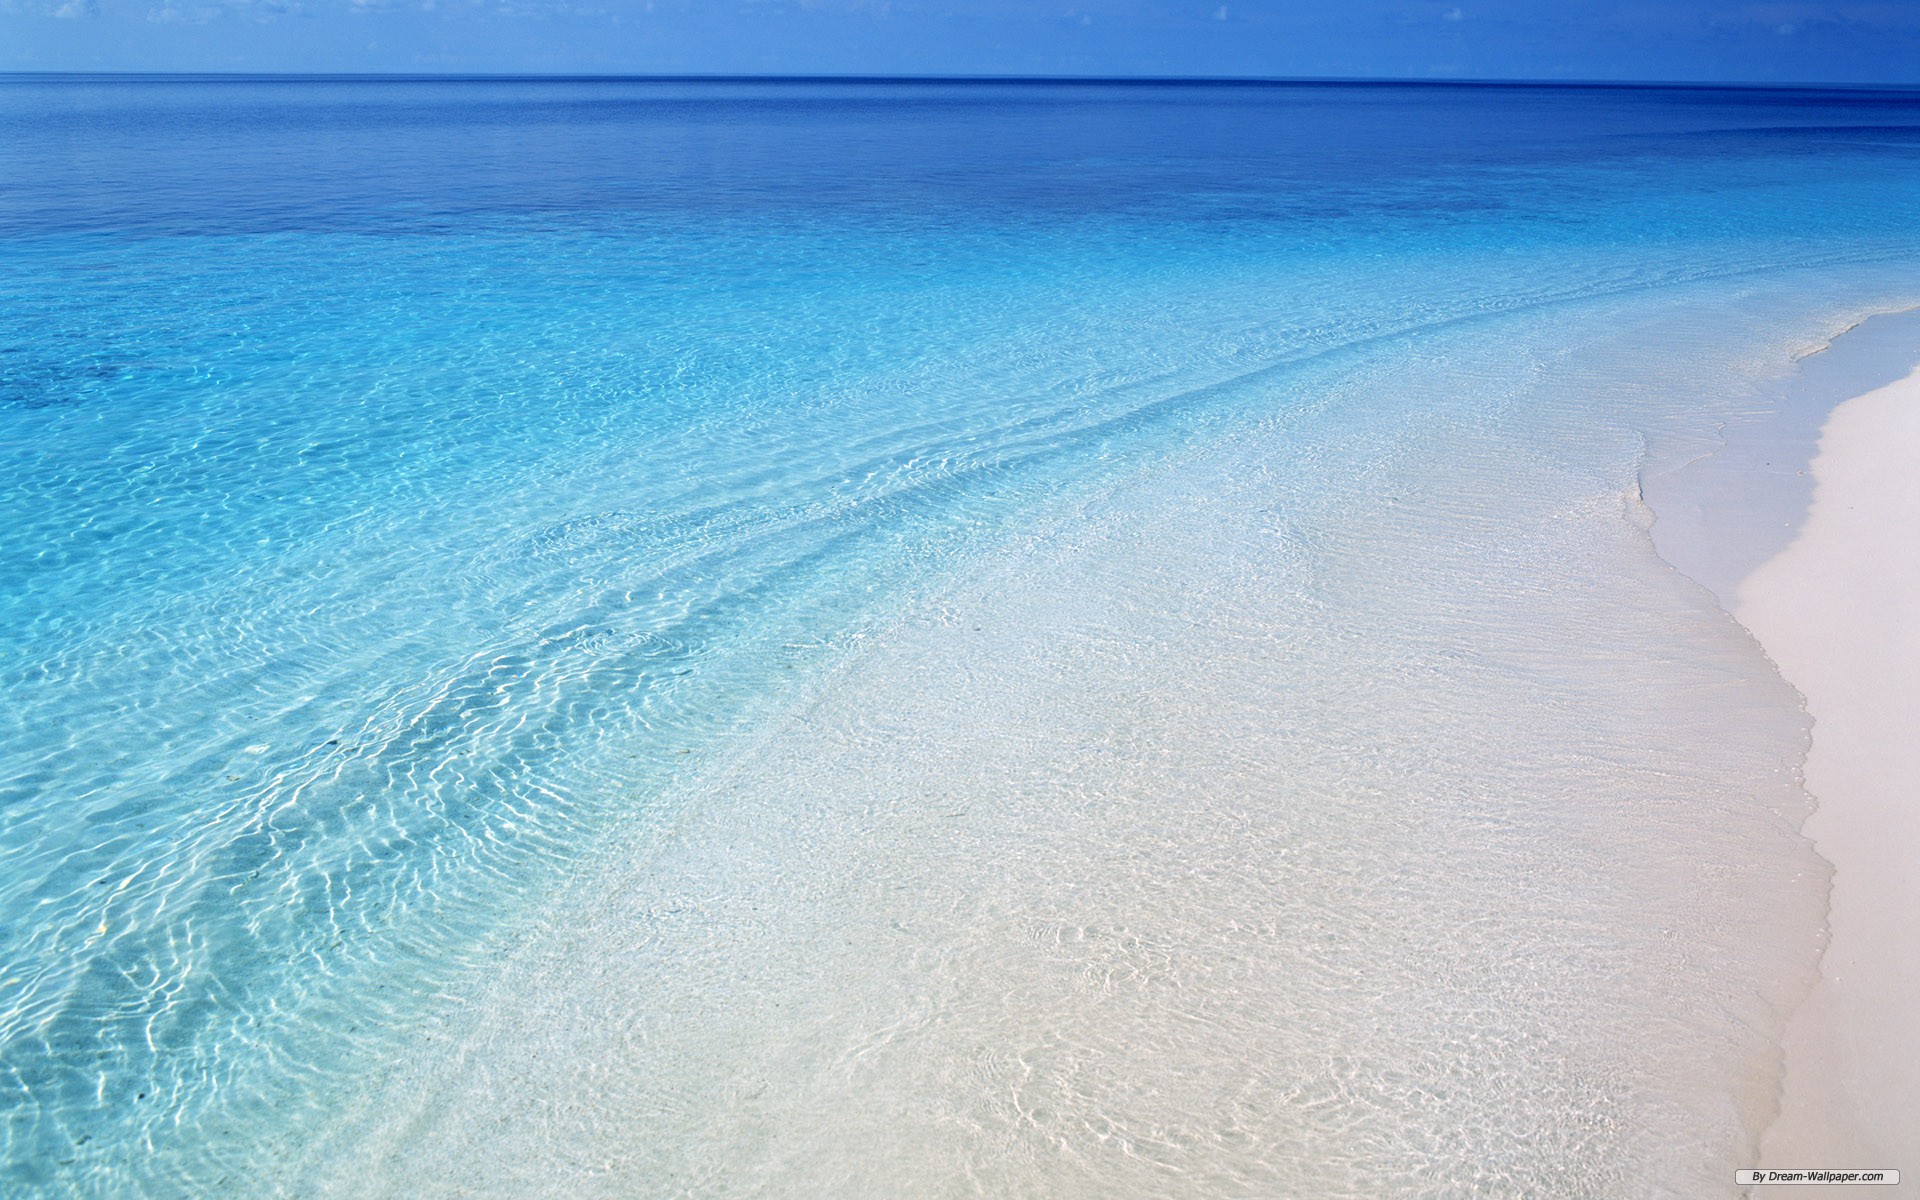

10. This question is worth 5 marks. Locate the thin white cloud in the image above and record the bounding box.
[0,0,98,14]
[1713,3,1920,35]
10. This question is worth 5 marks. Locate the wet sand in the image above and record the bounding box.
[1740,363,1920,1185]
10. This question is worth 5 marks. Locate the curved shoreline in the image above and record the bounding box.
[308,293,1853,1197]
[1740,360,1920,1183]
[1642,308,1920,1188]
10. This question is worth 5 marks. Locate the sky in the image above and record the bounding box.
[3,0,1920,82]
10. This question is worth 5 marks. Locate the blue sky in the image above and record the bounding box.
[4,0,1920,81]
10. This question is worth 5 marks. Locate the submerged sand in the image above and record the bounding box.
[1740,364,1920,1183]
[304,303,1849,1198]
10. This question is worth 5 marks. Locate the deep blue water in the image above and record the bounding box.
[2,78,1920,1195]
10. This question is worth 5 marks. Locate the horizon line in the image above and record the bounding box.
[4,70,1920,93]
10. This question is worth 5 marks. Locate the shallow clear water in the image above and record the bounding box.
[2,78,1919,1196]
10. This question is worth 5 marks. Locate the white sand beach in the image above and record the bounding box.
[1742,365,1920,1185]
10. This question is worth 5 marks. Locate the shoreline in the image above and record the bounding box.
[306,296,1854,1197]
[1644,307,1920,1187]
[1737,360,1920,1183]
[1639,307,1920,613]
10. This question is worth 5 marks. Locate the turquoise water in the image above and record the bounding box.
[3,79,1920,1195]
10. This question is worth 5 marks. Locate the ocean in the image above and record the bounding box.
[2,77,1918,1196]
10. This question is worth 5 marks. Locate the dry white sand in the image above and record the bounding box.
[1740,365,1920,1182]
